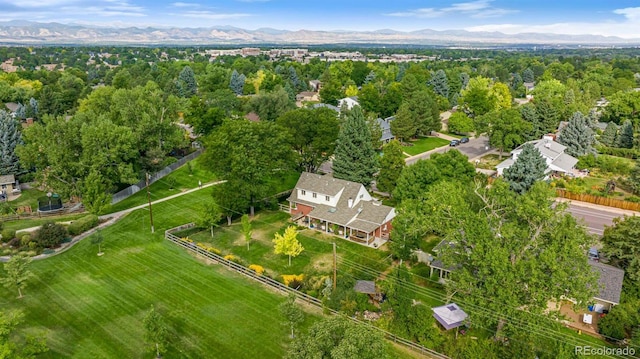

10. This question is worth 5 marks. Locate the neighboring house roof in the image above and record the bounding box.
[548,153,579,174]
[589,261,624,305]
[433,303,468,330]
[309,80,321,85]
[312,103,340,112]
[559,120,613,132]
[354,280,376,294]
[288,172,395,233]
[245,112,260,122]
[4,102,18,113]
[338,97,360,109]
[297,91,317,98]
[523,82,535,90]
[376,116,395,142]
[0,174,15,185]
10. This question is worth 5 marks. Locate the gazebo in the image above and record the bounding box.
[432,303,468,331]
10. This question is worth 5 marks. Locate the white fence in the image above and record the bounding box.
[165,223,450,359]
[111,149,203,204]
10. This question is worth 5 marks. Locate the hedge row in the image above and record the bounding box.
[596,145,640,159]
[67,215,99,236]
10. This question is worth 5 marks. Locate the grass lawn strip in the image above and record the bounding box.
[403,137,451,156]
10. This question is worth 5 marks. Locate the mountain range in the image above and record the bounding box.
[0,21,639,46]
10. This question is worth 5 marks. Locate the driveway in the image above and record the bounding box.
[405,135,492,165]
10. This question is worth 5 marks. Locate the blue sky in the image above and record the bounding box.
[1,0,640,38]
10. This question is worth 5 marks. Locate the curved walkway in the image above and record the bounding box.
[1,180,225,262]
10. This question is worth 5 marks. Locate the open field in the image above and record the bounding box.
[403,137,450,156]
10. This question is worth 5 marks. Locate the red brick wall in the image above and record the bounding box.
[291,202,314,216]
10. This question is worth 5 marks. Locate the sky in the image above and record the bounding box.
[1,0,640,38]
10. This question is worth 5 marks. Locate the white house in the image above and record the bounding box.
[337,96,359,110]
[496,135,578,177]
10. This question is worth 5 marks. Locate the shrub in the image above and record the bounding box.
[282,274,305,288]
[67,214,99,236]
[1,229,16,242]
[180,237,193,243]
[224,254,242,264]
[34,222,67,249]
[249,264,265,275]
[196,242,222,255]
[20,234,31,247]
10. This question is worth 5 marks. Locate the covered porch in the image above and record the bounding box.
[300,215,389,248]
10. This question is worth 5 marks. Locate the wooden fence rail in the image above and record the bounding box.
[556,189,640,211]
[165,223,450,359]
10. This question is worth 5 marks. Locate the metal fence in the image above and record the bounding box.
[111,149,203,204]
[165,223,450,359]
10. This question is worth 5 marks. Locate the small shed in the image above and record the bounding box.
[432,303,468,330]
[354,280,376,295]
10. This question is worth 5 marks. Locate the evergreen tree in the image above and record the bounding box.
[376,140,405,195]
[27,97,38,119]
[503,143,547,194]
[557,112,596,157]
[332,106,379,186]
[522,68,535,83]
[14,104,25,120]
[617,120,634,149]
[628,160,640,195]
[178,66,197,97]
[520,103,543,140]
[363,70,376,84]
[288,66,301,90]
[390,103,418,142]
[428,69,449,98]
[511,73,523,90]
[0,111,22,175]
[229,70,246,95]
[600,122,619,147]
[459,72,470,90]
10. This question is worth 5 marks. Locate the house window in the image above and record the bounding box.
[313,193,317,198]
[325,195,330,201]
[359,194,363,199]
[301,190,306,195]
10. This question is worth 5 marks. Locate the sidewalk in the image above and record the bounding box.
[556,198,639,216]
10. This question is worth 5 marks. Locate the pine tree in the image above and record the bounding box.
[363,70,376,84]
[27,97,38,119]
[522,68,535,83]
[332,106,379,186]
[0,111,22,175]
[229,70,246,95]
[511,73,523,90]
[376,140,405,195]
[288,66,301,90]
[459,72,470,90]
[390,103,419,141]
[617,120,634,149]
[503,143,547,194]
[557,112,596,157]
[178,66,197,97]
[14,104,25,120]
[600,122,619,147]
[428,69,449,98]
[520,103,542,140]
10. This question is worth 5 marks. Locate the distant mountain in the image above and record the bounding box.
[0,21,638,46]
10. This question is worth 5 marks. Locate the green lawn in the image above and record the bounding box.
[0,190,417,358]
[106,157,217,214]
[3,213,88,233]
[6,188,46,211]
[476,154,503,170]
[403,137,451,156]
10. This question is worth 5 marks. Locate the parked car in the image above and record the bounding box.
[588,247,599,261]
[460,137,470,143]
[449,140,460,146]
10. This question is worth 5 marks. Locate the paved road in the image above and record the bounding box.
[562,201,636,236]
[405,135,492,165]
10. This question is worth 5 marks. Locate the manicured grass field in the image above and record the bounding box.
[403,137,451,156]
[106,157,217,214]
[3,213,88,233]
[0,191,417,358]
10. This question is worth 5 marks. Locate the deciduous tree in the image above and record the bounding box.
[197,200,223,237]
[279,293,304,338]
[241,214,252,250]
[143,305,169,359]
[273,226,304,266]
[2,253,33,298]
[601,215,640,282]
[448,111,474,134]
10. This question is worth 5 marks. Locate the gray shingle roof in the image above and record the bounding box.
[376,116,395,142]
[354,280,376,294]
[312,103,340,112]
[589,261,624,305]
[0,174,15,185]
[550,153,579,173]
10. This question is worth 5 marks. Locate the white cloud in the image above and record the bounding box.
[178,10,251,20]
[465,6,640,39]
[0,0,81,8]
[171,2,200,7]
[386,0,514,19]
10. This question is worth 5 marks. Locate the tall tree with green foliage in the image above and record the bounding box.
[202,119,293,216]
[601,215,640,283]
[332,106,379,187]
[390,103,418,141]
[522,68,535,83]
[279,293,304,339]
[285,316,387,359]
[503,143,547,194]
[229,69,245,95]
[197,200,223,237]
[461,76,495,117]
[407,90,441,135]
[376,140,405,195]
[557,111,596,157]
[178,65,197,97]
[0,110,22,175]
[0,310,48,357]
[483,108,532,159]
[357,83,381,114]
[600,121,619,147]
[319,79,343,106]
[241,214,252,250]
[273,226,304,266]
[448,111,474,134]
[2,253,33,299]
[81,169,112,215]
[277,107,339,173]
[617,119,634,149]
[428,69,449,98]
[143,305,169,358]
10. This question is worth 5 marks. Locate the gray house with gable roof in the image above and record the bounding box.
[287,172,395,247]
[496,135,578,177]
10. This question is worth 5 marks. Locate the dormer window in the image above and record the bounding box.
[360,194,363,199]
[313,193,317,198]
[325,195,330,201]
[301,190,306,195]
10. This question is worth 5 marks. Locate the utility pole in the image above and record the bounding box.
[146,172,155,233]
[332,242,337,290]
